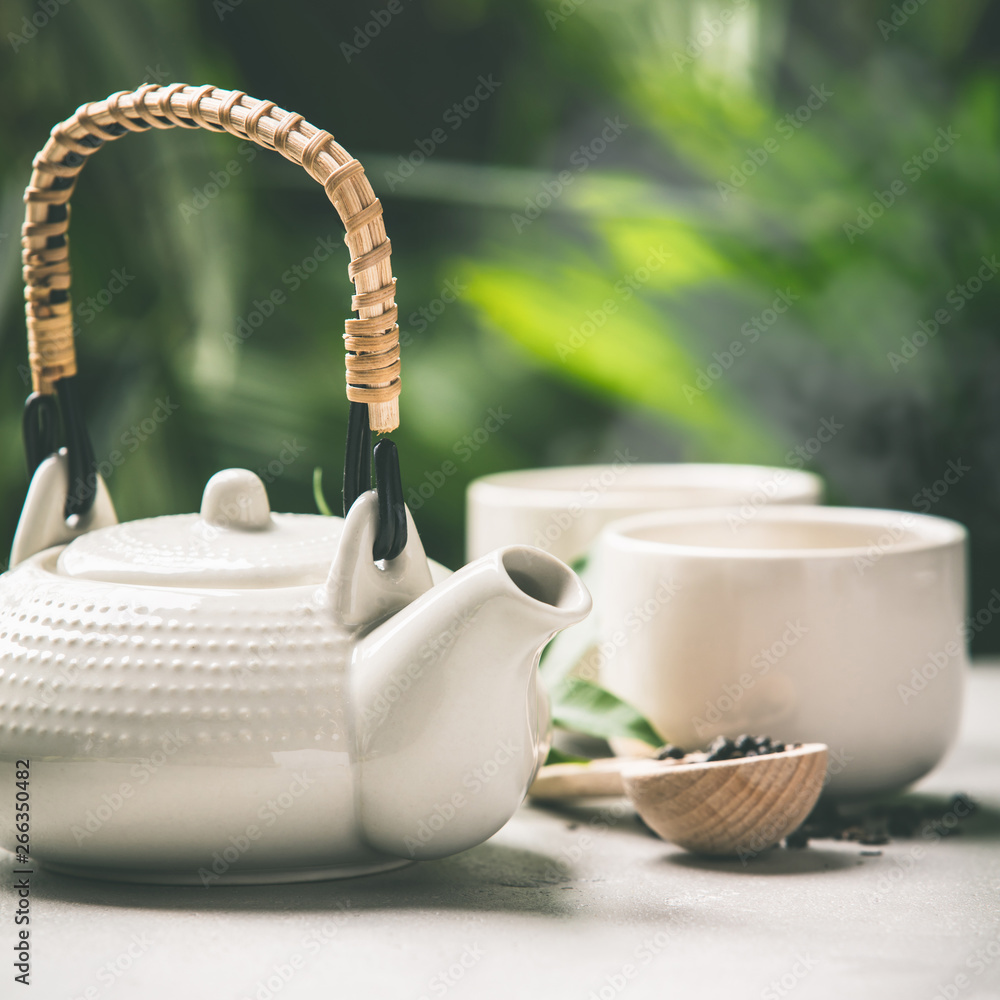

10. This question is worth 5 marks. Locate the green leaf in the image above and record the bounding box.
[549,676,662,747]
[458,260,780,462]
[313,467,333,517]
[544,746,591,766]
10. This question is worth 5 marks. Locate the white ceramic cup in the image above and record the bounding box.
[466,463,824,564]
[594,505,968,798]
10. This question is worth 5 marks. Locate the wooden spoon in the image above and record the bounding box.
[621,743,828,857]
[529,744,828,858]
[529,757,634,799]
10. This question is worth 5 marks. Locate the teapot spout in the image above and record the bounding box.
[353,546,591,860]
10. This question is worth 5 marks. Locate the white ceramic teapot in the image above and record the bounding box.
[0,84,591,883]
[0,461,590,884]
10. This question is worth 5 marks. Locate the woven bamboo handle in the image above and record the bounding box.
[21,83,400,433]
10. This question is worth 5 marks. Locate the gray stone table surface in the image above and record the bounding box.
[3,667,1000,1000]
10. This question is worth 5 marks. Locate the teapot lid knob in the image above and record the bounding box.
[200,469,272,531]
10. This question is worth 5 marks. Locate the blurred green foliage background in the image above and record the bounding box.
[1,0,998,648]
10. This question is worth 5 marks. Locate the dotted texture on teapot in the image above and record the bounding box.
[0,553,353,760]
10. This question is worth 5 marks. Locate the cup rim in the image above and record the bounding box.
[600,504,967,560]
[467,463,824,511]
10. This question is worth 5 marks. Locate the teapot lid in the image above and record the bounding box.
[56,469,343,588]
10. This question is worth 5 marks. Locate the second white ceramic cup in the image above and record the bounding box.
[594,505,968,798]
[467,463,824,686]
[466,463,824,564]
